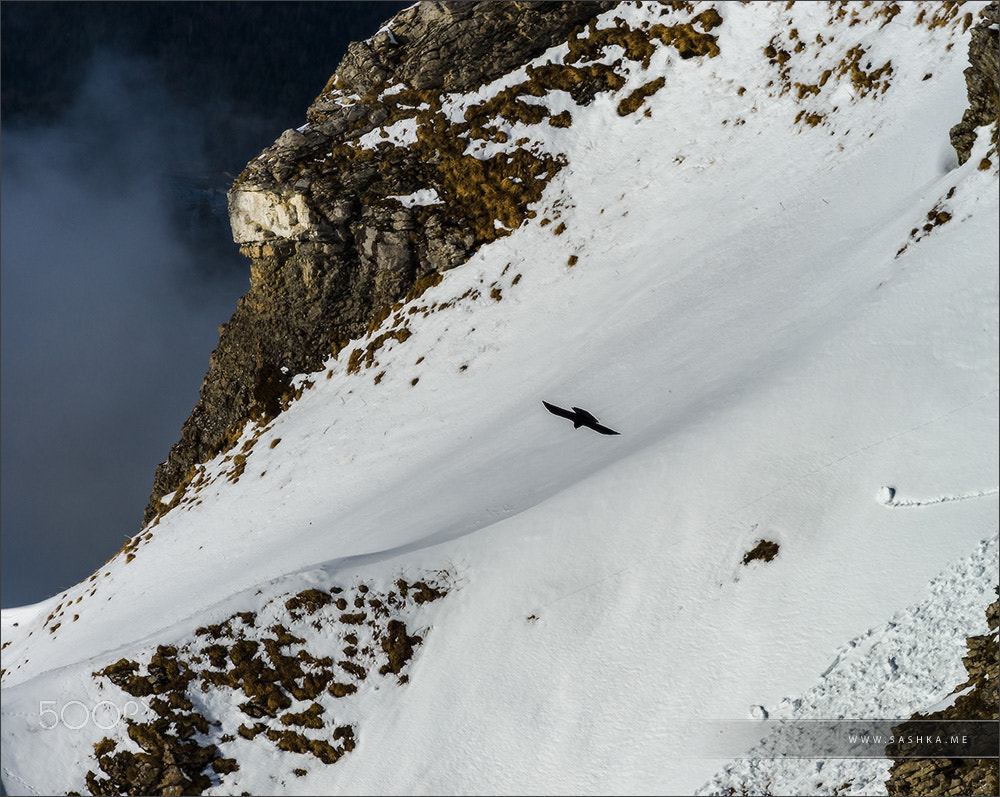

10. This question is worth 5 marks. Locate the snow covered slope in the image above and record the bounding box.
[2,2,997,794]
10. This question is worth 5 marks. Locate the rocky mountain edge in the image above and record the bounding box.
[949,1,999,167]
[143,1,994,526]
[143,0,615,523]
[884,590,1000,797]
[885,12,1000,790]
[140,0,734,523]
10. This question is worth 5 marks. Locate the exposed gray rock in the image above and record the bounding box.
[325,1,608,98]
[275,128,307,150]
[950,1,999,166]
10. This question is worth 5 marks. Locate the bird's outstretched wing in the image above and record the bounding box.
[589,422,621,436]
[542,400,577,420]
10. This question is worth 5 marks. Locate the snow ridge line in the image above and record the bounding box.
[877,485,1000,508]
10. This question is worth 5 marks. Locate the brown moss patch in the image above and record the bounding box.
[265,728,352,765]
[548,110,573,128]
[285,589,333,620]
[566,17,657,68]
[328,681,358,698]
[617,77,666,116]
[398,579,448,604]
[914,2,967,31]
[379,619,422,677]
[838,45,893,97]
[212,758,240,775]
[895,188,957,258]
[795,109,826,128]
[280,703,325,729]
[795,82,821,99]
[346,326,413,374]
[742,539,780,565]
[338,660,368,680]
[650,20,721,59]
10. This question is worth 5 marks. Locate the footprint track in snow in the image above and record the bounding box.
[876,485,1000,508]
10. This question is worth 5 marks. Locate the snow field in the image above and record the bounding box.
[2,3,996,794]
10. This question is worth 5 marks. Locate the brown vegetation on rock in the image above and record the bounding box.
[86,574,451,794]
[884,590,999,796]
[742,539,780,565]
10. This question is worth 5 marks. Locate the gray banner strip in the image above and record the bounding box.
[674,719,999,759]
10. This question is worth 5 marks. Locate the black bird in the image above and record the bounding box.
[543,401,621,435]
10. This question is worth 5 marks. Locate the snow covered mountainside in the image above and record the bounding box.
[2,2,998,795]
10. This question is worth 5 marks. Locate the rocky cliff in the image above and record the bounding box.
[885,590,999,797]
[145,0,995,528]
[143,1,615,521]
[143,0,737,522]
[949,0,999,167]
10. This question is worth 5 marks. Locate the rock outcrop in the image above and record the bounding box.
[144,0,730,523]
[950,1,999,167]
[143,1,617,522]
[884,590,1000,797]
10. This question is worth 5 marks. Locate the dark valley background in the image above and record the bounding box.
[0,1,410,607]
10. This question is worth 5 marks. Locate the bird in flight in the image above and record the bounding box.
[543,401,621,435]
